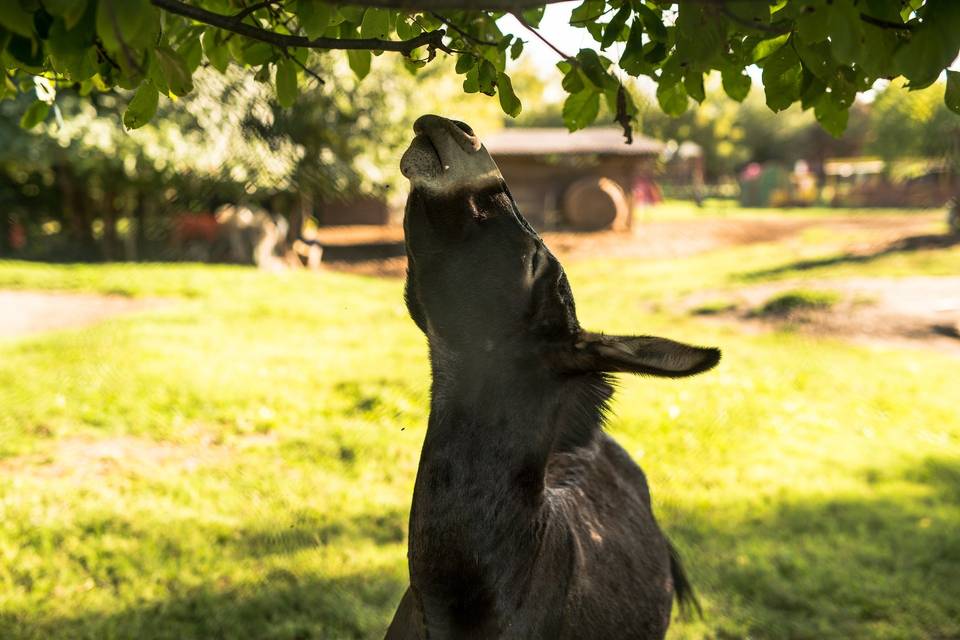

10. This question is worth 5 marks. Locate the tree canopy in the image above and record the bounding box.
[1,0,959,139]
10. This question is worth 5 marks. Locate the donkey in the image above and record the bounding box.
[386,115,720,640]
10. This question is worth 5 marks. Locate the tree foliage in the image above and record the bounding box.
[0,0,959,139]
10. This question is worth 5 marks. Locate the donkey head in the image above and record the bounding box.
[401,114,719,378]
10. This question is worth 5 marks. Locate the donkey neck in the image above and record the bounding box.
[408,343,611,633]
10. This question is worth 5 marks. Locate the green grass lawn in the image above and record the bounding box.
[0,221,958,639]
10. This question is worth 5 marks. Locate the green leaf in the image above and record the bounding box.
[202,30,229,73]
[275,58,298,107]
[298,0,333,40]
[828,0,862,65]
[236,42,274,66]
[636,4,667,42]
[726,1,770,27]
[684,72,705,103]
[794,41,835,82]
[656,81,688,117]
[178,34,203,74]
[43,0,89,30]
[797,0,830,44]
[561,67,584,93]
[123,81,158,129]
[155,45,193,96]
[347,49,371,80]
[0,6,36,37]
[721,67,751,102]
[395,16,421,40]
[47,13,98,82]
[96,0,157,52]
[482,44,506,73]
[675,4,724,63]
[762,46,803,111]
[946,70,960,115]
[619,19,645,75]
[496,72,522,117]
[571,0,604,24]
[751,33,790,62]
[522,6,545,27]
[20,100,51,129]
[510,38,523,60]
[601,5,631,50]
[562,88,600,131]
[478,59,496,95]
[147,49,168,94]
[894,1,960,89]
[814,91,849,137]
[338,6,366,24]
[360,8,391,39]
[463,65,479,93]
[455,54,476,74]
[858,22,897,79]
[799,70,826,110]
[576,49,615,90]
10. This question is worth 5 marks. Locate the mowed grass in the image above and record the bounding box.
[0,221,958,640]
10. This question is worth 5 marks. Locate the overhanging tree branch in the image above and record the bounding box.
[511,10,572,62]
[150,0,450,54]
[279,0,563,8]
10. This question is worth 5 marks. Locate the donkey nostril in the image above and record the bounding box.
[452,120,475,136]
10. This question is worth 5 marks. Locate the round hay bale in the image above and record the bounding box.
[562,177,629,231]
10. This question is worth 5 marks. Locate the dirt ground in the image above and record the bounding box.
[686,276,960,356]
[2,212,956,355]
[0,290,166,339]
[314,213,939,277]
[312,211,959,355]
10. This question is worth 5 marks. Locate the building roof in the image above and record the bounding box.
[483,127,665,157]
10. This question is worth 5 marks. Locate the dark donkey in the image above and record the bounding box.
[386,115,720,640]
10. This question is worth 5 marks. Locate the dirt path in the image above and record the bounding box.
[0,290,167,339]
[317,213,941,277]
[686,276,960,356]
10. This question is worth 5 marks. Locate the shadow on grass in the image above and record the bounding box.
[5,458,958,639]
[239,508,406,558]
[742,233,960,281]
[1,508,410,640]
[2,569,405,640]
[669,455,960,639]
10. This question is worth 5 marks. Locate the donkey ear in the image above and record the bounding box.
[559,332,721,378]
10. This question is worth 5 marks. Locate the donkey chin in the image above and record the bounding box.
[387,114,720,640]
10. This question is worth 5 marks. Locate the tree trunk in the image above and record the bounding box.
[135,192,148,261]
[101,190,118,262]
[57,164,97,259]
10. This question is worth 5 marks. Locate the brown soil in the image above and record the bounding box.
[0,290,167,339]
[316,213,940,277]
[0,432,276,481]
[0,436,224,480]
[687,276,960,356]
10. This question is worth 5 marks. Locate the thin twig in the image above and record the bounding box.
[511,11,573,61]
[287,53,325,86]
[429,12,500,46]
[569,6,615,25]
[720,8,791,35]
[232,0,284,24]
[94,39,121,70]
[859,13,913,31]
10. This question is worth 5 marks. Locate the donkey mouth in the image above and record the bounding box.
[400,133,443,179]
